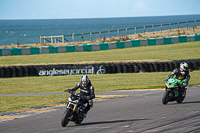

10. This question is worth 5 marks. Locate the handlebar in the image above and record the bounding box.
[64,89,75,94]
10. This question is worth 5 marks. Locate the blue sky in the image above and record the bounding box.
[0,0,200,19]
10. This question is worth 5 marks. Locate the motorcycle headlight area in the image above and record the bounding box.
[72,100,79,104]
[68,97,72,101]
[68,97,79,103]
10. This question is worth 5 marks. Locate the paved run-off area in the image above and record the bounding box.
[0,94,131,122]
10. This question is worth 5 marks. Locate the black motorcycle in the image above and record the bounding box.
[61,90,86,127]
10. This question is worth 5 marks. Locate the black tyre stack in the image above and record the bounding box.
[0,59,200,78]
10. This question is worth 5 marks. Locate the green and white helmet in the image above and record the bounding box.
[180,62,189,72]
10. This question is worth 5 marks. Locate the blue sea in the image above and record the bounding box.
[0,14,200,46]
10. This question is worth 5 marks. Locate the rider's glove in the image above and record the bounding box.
[83,96,90,100]
[86,96,90,100]
[179,84,184,88]
[64,89,71,92]
[183,83,187,87]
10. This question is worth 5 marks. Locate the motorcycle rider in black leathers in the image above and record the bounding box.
[65,75,95,117]
[166,62,190,99]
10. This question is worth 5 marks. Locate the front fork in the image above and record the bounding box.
[66,102,78,111]
[66,103,75,119]
[66,102,79,118]
[166,87,178,97]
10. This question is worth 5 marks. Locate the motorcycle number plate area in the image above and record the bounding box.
[169,79,174,82]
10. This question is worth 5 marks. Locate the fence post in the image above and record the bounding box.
[195,20,197,28]
[178,22,179,34]
[62,35,64,43]
[169,23,171,32]
[51,36,53,43]
[117,29,119,37]
[161,24,162,33]
[99,31,101,40]
[90,33,92,41]
[178,22,179,29]
[152,25,154,34]
[126,28,128,36]
[40,36,42,43]
[186,21,188,30]
[144,26,145,34]
[108,30,110,38]
[72,34,74,42]
[135,27,137,34]
[81,33,84,42]
[44,37,46,43]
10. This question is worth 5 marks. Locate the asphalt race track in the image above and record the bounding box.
[0,86,200,133]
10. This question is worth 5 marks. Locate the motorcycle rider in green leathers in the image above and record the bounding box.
[166,62,190,99]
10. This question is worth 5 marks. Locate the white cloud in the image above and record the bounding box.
[135,0,149,11]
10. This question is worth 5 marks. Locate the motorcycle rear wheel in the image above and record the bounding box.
[61,108,71,127]
[162,90,170,105]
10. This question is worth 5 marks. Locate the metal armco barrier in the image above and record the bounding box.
[0,59,200,78]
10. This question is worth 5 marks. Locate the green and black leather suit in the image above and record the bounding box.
[168,68,190,86]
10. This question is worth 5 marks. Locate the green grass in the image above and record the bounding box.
[0,41,200,66]
[0,95,67,113]
[1,70,200,112]
[1,71,200,94]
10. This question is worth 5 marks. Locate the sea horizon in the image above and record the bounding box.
[0,14,200,46]
[0,14,199,20]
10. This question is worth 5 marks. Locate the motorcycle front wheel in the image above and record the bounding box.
[162,90,170,105]
[176,90,186,103]
[74,118,83,125]
[61,108,71,127]
[74,112,84,125]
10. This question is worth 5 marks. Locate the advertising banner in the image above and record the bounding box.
[38,65,106,76]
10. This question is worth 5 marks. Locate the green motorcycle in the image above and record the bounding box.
[162,78,187,105]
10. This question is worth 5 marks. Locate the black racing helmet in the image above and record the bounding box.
[81,75,89,85]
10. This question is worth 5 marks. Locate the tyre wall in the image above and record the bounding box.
[1,59,200,78]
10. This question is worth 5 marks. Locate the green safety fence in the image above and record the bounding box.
[83,44,92,51]
[30,47,40,55]
[195,34,200,41]
[179,35,187,42]
[116,41,125,48]
[99,43,109,50]
[49,46,58,53]
[1,34,200,56]
[131,39,140,47]
[66,45,75,52]
[11,48,22,55]
[164,37,172,44]
[0,49,2,56]
[148,38,157,46]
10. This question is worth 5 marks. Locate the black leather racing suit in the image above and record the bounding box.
[70,80,95,113]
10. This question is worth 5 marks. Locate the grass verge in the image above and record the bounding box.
[0,95,67,113]
[0,41,200,66]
